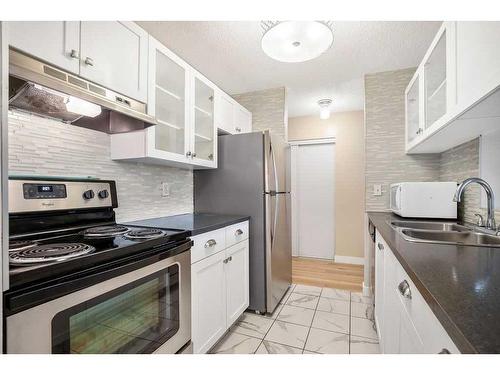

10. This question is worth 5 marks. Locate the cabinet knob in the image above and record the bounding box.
[84,57,94,66]
[192,152,197,158]
[377,243,384,251]
[235,229,243,236]
[204,239,217,248]
[398,280,412,299]
[235,127,242,133]
[70,49,79,59]
[438,348,451,354]
[186,151,192,158]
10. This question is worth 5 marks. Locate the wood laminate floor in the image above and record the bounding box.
[292,257,364,292]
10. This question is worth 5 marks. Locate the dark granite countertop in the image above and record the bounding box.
[368,211,500,354]
[122,213,250,236]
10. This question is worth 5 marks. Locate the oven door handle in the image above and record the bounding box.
[5,239,192,316]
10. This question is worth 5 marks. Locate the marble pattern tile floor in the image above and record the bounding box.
[211,284,380,354]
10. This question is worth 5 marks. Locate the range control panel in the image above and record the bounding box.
[23,183,67,199]
[9,178,116,213]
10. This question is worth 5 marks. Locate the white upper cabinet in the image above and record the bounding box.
[8,21,81,74]
[79,22,148,102]
[406,21,500,154]
[215,89,252,135]
[191,73,217,166]
[110,36,217,169]
[455,22,500,111]
[7,21,148,102]
[405,72,423,145]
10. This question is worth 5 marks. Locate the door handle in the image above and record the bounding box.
[398,280,412,299]
[204,239,217,248]
[84,57,94,66]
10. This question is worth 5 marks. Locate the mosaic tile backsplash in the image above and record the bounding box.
[8,111,193,222]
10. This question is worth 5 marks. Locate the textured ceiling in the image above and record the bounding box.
[137,21,441,117]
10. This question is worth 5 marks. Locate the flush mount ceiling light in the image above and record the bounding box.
[261,21,334,63]
[318,98,333,120]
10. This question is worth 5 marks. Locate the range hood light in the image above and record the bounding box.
[65,96,102,118]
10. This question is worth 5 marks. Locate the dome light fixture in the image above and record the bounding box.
[318,98,333,120]
[261,21,334,63]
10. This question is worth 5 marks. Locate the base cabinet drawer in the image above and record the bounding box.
[190,229,226,264]
[225,221,249,248]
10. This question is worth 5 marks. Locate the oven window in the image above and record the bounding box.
[52,264,180,354]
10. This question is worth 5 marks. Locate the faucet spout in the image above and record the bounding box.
[454,178,496,230]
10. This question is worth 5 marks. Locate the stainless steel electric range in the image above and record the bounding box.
[4,177,192,354]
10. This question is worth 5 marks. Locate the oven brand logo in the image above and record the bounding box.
[41,202,55,207]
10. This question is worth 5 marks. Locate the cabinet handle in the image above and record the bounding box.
[186,151,192,158]
[204,239,217,248]
[398,280,412,299]
[235,229,243,236]
[70,49,79,59]
[84,57,94,66]
[223,256,232,264]
[235,127,242,133]
[377,243,384,251]
[438,348,451,354]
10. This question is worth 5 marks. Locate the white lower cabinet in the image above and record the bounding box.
[190,222,250,353]
[375,230,460,354]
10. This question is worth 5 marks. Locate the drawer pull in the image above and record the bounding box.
[235,229,244,236]
[398,280,412,299]
[438,348,451,354]
[204,239,217,248]
[377,243,384,251]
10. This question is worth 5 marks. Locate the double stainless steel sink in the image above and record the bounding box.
[389,220,500,248]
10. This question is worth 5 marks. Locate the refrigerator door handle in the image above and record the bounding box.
[270,138,279,194]
[272,193,279,252]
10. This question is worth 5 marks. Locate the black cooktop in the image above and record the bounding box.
[8,224,190,289]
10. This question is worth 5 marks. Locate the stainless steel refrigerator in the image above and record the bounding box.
[194,131,292,314]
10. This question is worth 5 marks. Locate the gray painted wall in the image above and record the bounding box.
[8,111,193,222]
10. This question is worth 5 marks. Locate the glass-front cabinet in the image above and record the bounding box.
[424,29,447,129]
[110,36,217,168]
[405,72,422,144]
[405,22,457,153]
[191,73,216,166]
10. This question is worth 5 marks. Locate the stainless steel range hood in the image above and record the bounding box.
[8,48,156,133]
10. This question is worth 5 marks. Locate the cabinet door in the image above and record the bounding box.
[374,231,385,344]
[146,37,191,163]
[423,23,455,130]
[79,21,148,101]
[191,72,217,167]
[225,240,250,327]
[398,310,425,354]
[405,72,423,144]
[456,22,500,112]
[234,105,252,134]
[191,251,227,354]
[8,21,80,74]
[215,92,235,134]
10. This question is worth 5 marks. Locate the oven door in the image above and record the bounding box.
[6,249,191,354]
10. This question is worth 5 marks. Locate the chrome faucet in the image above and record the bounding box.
[453,177,496,230]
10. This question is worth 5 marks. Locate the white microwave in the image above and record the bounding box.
[390,182,458,219]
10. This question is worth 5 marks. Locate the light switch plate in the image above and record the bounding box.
[373,184,382,196]
[161,182,170,197]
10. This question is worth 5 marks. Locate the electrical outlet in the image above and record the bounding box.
[161,182,170,197]
[373,184,382,196]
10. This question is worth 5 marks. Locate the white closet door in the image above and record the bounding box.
[296,143,335,260]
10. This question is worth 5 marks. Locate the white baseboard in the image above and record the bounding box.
[334,255,365,265]
[362,281,372,297]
